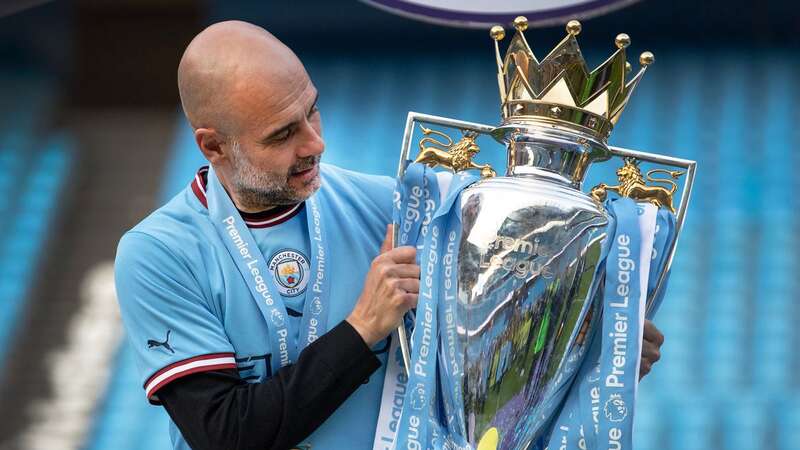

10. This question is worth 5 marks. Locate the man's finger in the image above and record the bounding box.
[379,224,394,254]
[385,246,417,264]
[392,264,421,279]
[395,278,420,294]
[641,341,661,364]
[400,292,418,309]
[643,320,665,347]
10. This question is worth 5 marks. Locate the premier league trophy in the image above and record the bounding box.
[379,17,696,450]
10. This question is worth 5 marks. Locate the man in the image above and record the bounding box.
[114,20,664,450]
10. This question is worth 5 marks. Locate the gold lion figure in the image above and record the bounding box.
[414,126,496,178]
[590,158,683,213]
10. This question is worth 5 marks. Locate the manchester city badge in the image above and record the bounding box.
[268,249,310,297]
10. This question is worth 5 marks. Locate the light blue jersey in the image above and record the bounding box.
[115,164,394,450]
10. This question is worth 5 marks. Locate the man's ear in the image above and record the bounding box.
[195,128,228,165]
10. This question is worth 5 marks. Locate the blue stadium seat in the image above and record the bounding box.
[777,398,800,450]
[0,129,73,370]
[723,398,771,450]
[669,397,717,450]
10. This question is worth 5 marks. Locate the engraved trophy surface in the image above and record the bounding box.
[391,17,696,450]
[451,127,610,448]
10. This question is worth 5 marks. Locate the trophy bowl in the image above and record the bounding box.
[450,125,610,449]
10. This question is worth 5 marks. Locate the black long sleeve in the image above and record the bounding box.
[158,320,381,450]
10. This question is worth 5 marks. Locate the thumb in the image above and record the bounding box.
[380,224,394,254]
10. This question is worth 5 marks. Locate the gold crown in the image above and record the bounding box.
[490,17,654,141]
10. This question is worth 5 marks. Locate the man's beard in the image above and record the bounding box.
[229,142,320,210]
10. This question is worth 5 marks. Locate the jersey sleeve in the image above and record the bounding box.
[114,231,237,403]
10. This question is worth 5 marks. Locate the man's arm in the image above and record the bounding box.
[156,225,419,450]
[159,321,379,450]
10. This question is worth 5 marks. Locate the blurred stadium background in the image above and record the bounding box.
[0,1,799,449]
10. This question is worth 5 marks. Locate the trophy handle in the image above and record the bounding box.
[394,112,496,376]
[602,146,697,317]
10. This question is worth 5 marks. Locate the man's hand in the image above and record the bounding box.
[639,319,664,380]
[347,225,420,347]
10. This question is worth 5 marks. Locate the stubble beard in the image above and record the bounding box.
[229,141,321,210]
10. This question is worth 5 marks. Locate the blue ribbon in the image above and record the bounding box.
[395,166,477,450]
[438,203,467,446]
[595,199,647,450]
[394,163,440,249]
[205,166,331,374]
[297,196,331,346]
[645,209,677,319]
[548,199,676,450]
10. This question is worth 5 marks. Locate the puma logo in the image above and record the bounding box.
[147,330,175,354]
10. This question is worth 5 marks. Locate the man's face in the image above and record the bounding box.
[225,77,324,209]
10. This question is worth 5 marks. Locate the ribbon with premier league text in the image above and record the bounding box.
[546,198,678,450]
[205,166,332,375]
[375,162,444,450]
[375,163,477,450]
[394,168,477,450]
[645,209,677,319]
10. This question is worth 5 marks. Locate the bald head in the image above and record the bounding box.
[178,21,307,134]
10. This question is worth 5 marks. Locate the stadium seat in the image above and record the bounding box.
[0,127,73,370]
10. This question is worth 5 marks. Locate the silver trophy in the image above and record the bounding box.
[393,17,696,450]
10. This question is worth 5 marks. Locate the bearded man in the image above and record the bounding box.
[114,20,664,450]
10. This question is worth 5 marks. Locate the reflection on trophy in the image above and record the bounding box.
[392,16,696,450]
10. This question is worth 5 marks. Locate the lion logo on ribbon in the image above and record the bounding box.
[270,309,285,328]
[410,384,427,411]
[603,393,628,423]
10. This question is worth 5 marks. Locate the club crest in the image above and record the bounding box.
[268,249,310,297]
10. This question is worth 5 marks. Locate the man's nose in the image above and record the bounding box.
[296,122,325,158]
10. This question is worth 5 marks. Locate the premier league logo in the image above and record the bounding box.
[310,297,323,315]
[270,309,285,328]
[410,384,426,411]
[268,249,310,297]
[604,394,628,423]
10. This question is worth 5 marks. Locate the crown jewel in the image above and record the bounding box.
[491,17,654,141]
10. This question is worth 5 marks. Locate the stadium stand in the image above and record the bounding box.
[0,74,72,369]
[84,50,800,450]
[85,119,199,450]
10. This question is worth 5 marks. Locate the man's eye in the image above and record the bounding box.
[308,105,319,117]
[272,129,292,142]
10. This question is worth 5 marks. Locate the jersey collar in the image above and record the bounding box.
[191,166,304,229]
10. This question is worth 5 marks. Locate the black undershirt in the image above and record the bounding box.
[158,321,381,450]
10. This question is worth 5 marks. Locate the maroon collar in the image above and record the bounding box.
[191,167,304,229]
